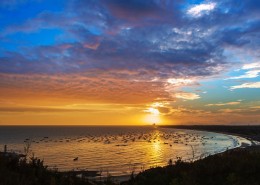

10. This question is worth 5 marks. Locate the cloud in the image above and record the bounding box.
[218,108,260,115]
[187,2,216,17]
[174,92,200,100]
[146,101,172,115]
[167,78,195,86]
[206,101,241,106]
[227,62,260,80]
[143,107,160,115]
[227,70,260,79]
[157,106,171,114]
[0,103,140,113]
[0,25,227,79]
[0,73,170,104]
[230,82,260,90]
[3,0,255,82]
[242,62,260,70]
[251,106,260,109]
[0,106,101,113]
[101,0,161,20]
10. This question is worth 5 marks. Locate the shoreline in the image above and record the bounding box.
[160,125,260,150]
[161,125,260,138]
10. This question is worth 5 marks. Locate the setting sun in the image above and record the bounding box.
[144,114,161,124]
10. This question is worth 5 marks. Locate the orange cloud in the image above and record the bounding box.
[0,73,170,104]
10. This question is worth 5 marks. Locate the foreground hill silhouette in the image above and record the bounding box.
[123,147,260,185]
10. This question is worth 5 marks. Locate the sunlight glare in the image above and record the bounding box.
[145,108,160,115]
[144,114,161,124]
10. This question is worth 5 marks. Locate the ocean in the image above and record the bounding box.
[0,126,245,177]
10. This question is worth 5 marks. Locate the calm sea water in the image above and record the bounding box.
[0,126,244,176]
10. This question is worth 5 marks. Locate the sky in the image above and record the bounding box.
[0,0,260,125]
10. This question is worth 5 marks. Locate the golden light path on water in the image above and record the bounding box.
[0,126,248,177]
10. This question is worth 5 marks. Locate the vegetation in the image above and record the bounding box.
[0,153,116,185]
[122,147,260,185]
